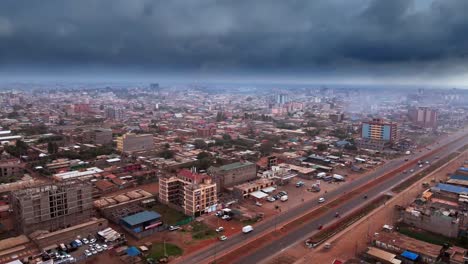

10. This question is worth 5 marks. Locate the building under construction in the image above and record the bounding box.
[10,181,95,234]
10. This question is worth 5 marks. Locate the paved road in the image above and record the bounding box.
[177,130,467,264]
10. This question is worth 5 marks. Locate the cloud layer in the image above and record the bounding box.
[1,0,468,82]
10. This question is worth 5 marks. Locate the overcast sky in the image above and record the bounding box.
[1,0,468,85]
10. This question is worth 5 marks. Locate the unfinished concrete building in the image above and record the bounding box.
[10,181,95,234]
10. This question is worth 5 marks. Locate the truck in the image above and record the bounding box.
[332,174,345,181]
[280,195,288,202]
[242,225,253,234]
[316,172,327,178]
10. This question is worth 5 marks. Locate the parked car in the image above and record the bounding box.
[82,238,89,244]
[255,201,262,207]
[296,181,305,187]
[215,211,223,217]
[84,250,92,257]
[215,227,224,232]
[267,196,276,202]
[168,225,180,231]
[219,235,227,241]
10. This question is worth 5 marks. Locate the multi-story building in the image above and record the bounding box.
[196,127,217,138]
[357,118,399,150]
[159,169,217,216]
[0,159,23,178]
[116,133,154,153]
[105,107,125,121]
[10,182,94,234]
[208,161,257,192]
[276,94,289,105]
[83,128,113,145]
[408,107,438,128]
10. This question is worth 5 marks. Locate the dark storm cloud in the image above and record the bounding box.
[1,0,468,77]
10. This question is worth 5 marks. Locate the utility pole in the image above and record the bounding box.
[164,239,167,257]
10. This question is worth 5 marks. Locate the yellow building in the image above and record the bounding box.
[116,133,154,153]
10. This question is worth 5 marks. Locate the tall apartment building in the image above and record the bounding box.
[105,107,125,121]
[357,118,399,150]
[408,107,438,128]
[83,128,113,145]
[159,169,217,216]
[276,94,289,105]
[116,133,154,153]
[10,182,94,234]
[208,161,257,192]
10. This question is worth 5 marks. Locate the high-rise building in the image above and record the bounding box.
[408,107,438,128]
[276,94,289,105]
[105,107,125,121]
[116,133,154,153]
[361,118,399,143]
[357,118,399,150]
[82,128,113,145]
[159,169,217,216]
[10,182,94,234]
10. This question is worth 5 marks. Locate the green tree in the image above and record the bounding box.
[197,152,211,160]
[222,134,232,141]
[259,141,273,155]
[193,139,207,150]
[317,143,328,151]
[159,149,174,159]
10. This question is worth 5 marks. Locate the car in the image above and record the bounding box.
[425,161,430,164]
[216,227,224,232]
[255,201,262,207]
[403,170,408,174]
[89,238,96,243]
[102,244,108,250]
[419,164,423,168]
[267,196,275,202]
[219,235,227,241]
[96,246,103,252]
[221,215,230,220]
[168,225,180,231]
[91,249,97,255]
[224,216,232,221]
[82,238,89,244]
[84,250,92,257]
[215,211,223,217]
[296,181,305,187]
[410,169,415,172]
[318,197,325,203]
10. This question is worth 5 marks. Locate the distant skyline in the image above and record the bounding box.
[2,0,468,86]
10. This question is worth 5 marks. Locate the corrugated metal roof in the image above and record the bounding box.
[436,183,468,194]
[220,161,254,171]
[449,174,468,181]
[121,211,161,226]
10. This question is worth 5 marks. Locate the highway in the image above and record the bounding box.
[177,130,468,264]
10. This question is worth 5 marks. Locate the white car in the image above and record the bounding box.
[221,215,230,220]
[84,250,92,257]
[318,197,325,203]
[89,238,97,243]
[168,225,180,231]
[91,249,97,255]
[82,238,89,244]
[219,235,227,241]
[102,244,108,250]
[215,227,224,232]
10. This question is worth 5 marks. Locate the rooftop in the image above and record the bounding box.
[374,232,442,258]
[435,183,468,195]
[219,161,254,171]
[121,211,161,226]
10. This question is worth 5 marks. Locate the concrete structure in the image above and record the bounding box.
[10,182,95,234]
[208,161,257,192]
[276,94,289,105]
[83,128,113,145]
[409,107,438,128]
[329,112,344,123]
[159,169,217,216]
[116,133,154,153]
[196,127,217,138]
[0,160,23,178]
[53,167,103,181]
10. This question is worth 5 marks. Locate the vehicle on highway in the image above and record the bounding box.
[168,225,180,231]
[410,169,415,173]
[219,235,227,241]
[242,225,254,234]
[419,164,423,168]
[404,158,409,161]
[403,170,408,174]
[425,161,430,164]
[364,195,368,199]
[280,195,288,202]
[318,197,325,203]
[335,212,340,218]
[318,225,323,230]
[216,227,224,232]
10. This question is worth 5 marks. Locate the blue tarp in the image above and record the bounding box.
[401,250,419,261]
[126,246,141,256]
[436,183,468,194]
[459,167,468,172]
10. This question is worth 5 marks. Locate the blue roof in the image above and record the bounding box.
[126,246,141,256]
[436,183,468,194]
[401,250,419,261]
[458,167,468,172]
[121,211,161,226]
[450,174,468,181]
